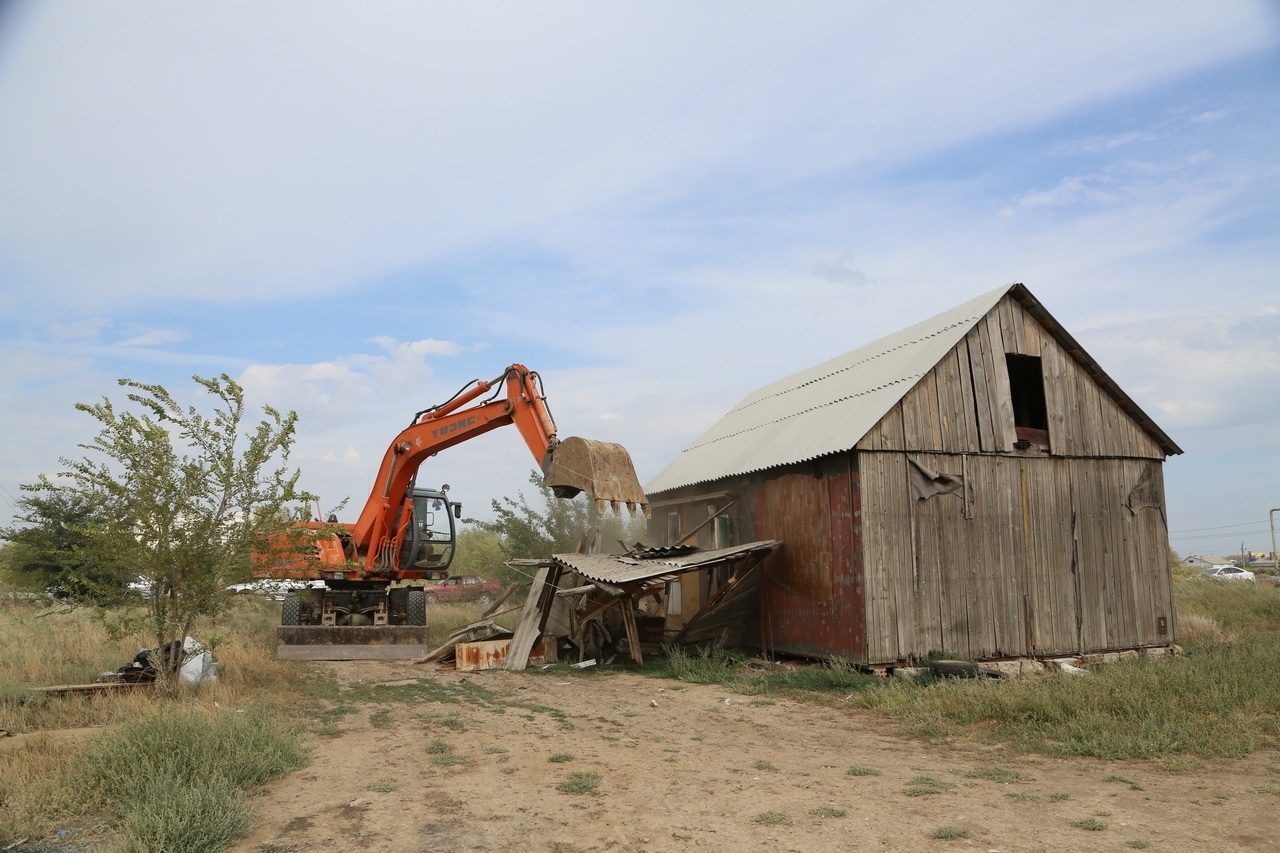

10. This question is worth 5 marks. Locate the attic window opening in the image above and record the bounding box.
[1006,354,1049,445]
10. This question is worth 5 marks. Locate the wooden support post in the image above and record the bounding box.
[621,595,643,665]
[505,564,564,670]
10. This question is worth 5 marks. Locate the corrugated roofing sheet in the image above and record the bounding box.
[646,285,1013,494]
[552,540,781,585]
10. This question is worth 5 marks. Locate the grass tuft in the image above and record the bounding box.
[658,642,878,700]
[929,825,970,839]
[81,705,305,853]
[1106,773,1144,790]
[1070,817,1108,831]
[904,775,954,797]
[557,771,600,794]
[846,764,881,776]
[966,766,1023,783]
[549,752,575,763]
[752,811,790,825]
[367,781,399,792]
[754,760,777,771]
[809,806,846,817]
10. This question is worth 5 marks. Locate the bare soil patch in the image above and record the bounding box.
[232,661,1277,852]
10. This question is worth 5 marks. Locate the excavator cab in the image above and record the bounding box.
[398,486,459,579]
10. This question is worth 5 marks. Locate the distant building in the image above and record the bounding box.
[1184,555,1230,570]
[647,283,1181,664]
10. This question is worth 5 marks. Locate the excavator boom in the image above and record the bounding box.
[350,364,648,573]
[265,363,648,659]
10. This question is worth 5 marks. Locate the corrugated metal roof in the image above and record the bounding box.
[646,285,1013,494]
[552,540,781,585]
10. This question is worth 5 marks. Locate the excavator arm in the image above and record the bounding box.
[350,364,648,571]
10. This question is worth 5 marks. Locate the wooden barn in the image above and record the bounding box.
[645,283,1182,665]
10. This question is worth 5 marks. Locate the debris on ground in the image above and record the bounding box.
[500,540,782,671]
[96,636,218,685]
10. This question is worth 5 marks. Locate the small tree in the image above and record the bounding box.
[61,375,306,685]
[0,477,122,601]
[472,470,649,559]
[450,527,519,587]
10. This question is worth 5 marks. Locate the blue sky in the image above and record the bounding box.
[1,2,1277,556]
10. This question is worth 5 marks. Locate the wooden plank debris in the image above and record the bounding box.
[504,565,564,671]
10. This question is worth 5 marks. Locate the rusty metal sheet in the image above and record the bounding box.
[753,468,869,661]
[455,637,549,671]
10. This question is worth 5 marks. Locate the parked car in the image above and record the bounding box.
[1199,565,1255,582]
[226,578,321,600]
[422,575,504,606]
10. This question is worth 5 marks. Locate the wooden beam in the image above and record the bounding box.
[620,595,643,665]
[673,501,737,547]
[480,581,521,619]
[504,565,564,670]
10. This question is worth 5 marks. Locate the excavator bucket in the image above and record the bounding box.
[543,436,650,517]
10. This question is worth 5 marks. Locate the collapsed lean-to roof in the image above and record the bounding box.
[646,283,1180,496]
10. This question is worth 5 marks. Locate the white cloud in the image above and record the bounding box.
[0,3,1270,309]
[238,336,463,425]
[48,318,109,343]
[370,337,462,359]
[1081,307,1280,432]
[115,328,189,348]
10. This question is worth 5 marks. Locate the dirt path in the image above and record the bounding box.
[232,662,1276,853]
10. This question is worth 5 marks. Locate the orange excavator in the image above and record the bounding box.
[255,364,648,656]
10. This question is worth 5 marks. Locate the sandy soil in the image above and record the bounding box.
[231,661,1278,853]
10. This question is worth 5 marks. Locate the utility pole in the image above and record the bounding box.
[1270,509,1279,572]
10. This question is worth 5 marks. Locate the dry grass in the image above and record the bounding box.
[1177,612,1228,646]
[0,596,310,847]
[426,601,519,646]
[0,597,300,734]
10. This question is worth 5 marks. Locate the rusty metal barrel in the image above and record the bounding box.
[542,436,650,517]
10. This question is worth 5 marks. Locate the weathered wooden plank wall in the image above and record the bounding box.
[858,451,1176,664]
[651,291,1174,665]
[856,295,1164,459]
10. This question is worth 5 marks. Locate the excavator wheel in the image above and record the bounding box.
[406,590,426,626]
[281,596,301,626]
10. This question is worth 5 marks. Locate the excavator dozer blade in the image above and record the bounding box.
[277,626,432,660]
[543,436,650,517]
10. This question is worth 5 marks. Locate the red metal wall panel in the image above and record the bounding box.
[756,466,861,660]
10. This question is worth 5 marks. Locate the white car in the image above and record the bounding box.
[226,579,320,600]
[1199,565,1255,582]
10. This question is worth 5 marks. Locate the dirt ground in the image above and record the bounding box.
[232,661,1278,853]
